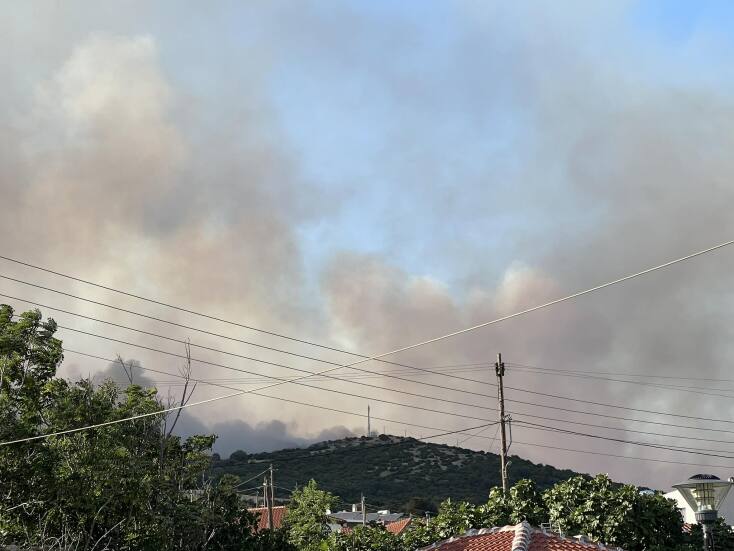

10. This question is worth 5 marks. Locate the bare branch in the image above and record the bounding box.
[116,354,134,385]
[166,340,195,438]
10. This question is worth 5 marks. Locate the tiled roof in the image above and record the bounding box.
[248,505,287,531]
[386,517,412,535]
[418,522,626,551]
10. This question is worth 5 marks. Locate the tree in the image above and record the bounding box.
[543,474,686,551]
[473,479,546,528]
[680,519,734,551]
[283,479,337,551]
[0,306,261,550]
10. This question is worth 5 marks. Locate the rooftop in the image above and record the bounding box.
[418,521,626,551]
[328,510,404,524]
[247,505,287,531]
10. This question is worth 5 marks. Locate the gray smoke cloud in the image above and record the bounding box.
[2,2,734,491]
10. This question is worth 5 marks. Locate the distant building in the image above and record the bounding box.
[417,521,625,550]
[328,507,405,533]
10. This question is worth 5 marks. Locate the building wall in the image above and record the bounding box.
[665,490,734,526]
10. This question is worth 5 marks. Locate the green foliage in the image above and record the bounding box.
[401,478,692,551]
[543,474,686,551]
[0,306,270,550]
[474,479,545,527]
[283,479,338,551]
[326,525,402,551]
[212,437,579,510]
[679,519,734,551]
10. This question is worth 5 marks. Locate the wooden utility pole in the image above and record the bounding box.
[495,352,509,495]
[267,465,275,529]
[361,494,366,526]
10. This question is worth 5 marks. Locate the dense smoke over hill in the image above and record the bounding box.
[2,2,734,489]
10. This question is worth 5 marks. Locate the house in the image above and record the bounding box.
[328,508,404,526]
[417,521,626,551]
[247,505,287,531]
[328,507,404,532]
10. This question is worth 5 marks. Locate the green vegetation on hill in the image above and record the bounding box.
[211,434,581,510]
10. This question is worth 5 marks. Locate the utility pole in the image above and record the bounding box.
[267,465,275,529]
[361,493,366,526]
[367,405,371,436]
[496,352,509,495]
[263,477,272,528]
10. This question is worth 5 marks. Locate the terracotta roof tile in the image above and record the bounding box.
[247,506,287,531]
[419,522,626,551]
[421,530,514,551]
[386,517,412,535]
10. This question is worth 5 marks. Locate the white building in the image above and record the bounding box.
[665,489,734,526]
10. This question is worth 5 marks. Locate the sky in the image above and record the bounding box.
[2,1,734,491]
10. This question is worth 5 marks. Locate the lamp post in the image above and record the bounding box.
[673,474,733,550]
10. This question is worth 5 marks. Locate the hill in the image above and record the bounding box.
[210,435,583,511]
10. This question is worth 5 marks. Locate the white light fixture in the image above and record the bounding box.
[673,474,733,550]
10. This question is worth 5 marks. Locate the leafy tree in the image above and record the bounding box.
[400,518,442,550]
[283,479,337,551]
[680,519,734,551]
[476,480,545,527]
[543,474,686,551]
[0,306,262,550]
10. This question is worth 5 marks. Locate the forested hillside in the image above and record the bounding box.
[211,434,581,511]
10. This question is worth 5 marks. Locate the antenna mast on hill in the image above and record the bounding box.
[367,405,371,436]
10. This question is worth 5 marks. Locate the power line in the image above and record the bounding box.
[0,255,370,359]
[507,362,734,383]
[232,469,271,489]
[510,440,734,470]
[14,306,734,437]
[4,238,733,444]
[0,284,493,387]
[513,420,734,460]
[64,348,501,441]
[1,291,504,406]
[458,423,499,447]
[510,411,734,445]
[505,395,734,434]
[2,237,732,387]
[0,386,255,447]
[503,383,734,424]
[54,324,499,422]
[287,238,734,363]
[7,347,731,473]
[57,319,734,431]
[7,291,734,429]
[1,344,498,448]
[512,417,734,455]
[508,363,734,398]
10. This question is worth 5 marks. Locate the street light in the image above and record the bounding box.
[673,474,733,550]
